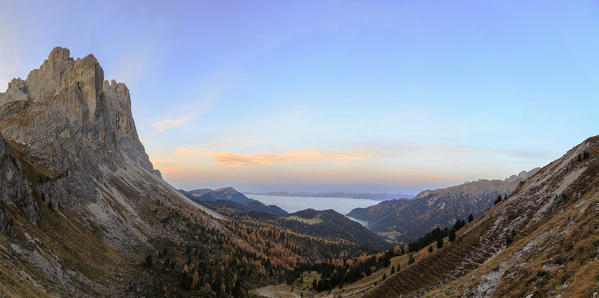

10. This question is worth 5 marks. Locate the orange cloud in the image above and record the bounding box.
[175,147,368,167]
[161,167,184,174]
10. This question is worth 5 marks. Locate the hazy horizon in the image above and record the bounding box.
[173,166,537,196]
[2,1,598,193]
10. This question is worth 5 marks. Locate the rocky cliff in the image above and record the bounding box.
[0,47,220,296]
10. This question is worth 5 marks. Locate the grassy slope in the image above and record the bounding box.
[426,186,599,297]
[365,138,599,297]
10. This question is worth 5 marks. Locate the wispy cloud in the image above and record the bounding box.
[175,147,369,167]
[151,115,196,132]
[149,99,211,134]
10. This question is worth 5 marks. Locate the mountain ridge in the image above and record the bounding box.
[365,136,599,297]
[181,187,289,216]
[348,168,539,242]
[0,47,223,295]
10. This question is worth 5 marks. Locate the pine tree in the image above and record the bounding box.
[449,229,456,242]
[468,214,474,222]
[145,254,153,268]
[391,266,395,274]
[408,255,415,264]
[428,245,433,253]
[232,280,241,297]
[436,238,443,249]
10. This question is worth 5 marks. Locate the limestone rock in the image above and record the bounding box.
[0,133,36,225]
[0,46,215,296]
[0,46,160,178]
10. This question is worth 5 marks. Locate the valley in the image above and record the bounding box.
[0,9,598,295]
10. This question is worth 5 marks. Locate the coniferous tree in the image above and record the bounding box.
[145,254,153,268]
[428,245,433,253]
[494,194,502,205]
[468,214,474,222]
[449,229,456,242]
[436,238,443,249]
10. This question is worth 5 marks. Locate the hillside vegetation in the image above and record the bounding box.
[365,136,599,297]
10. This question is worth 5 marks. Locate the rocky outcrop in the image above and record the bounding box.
[0,133,36,227]
[0,47,160,180]
[0,47,217,296]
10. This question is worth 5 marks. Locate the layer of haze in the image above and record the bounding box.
[1,1,598,194]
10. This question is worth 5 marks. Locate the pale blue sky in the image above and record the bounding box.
[1,0,598,194]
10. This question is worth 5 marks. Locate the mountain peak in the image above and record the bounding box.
[0,47,160,179]
[214,186,236,192]
[47,46,72,63]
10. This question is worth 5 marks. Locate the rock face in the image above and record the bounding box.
[365,136,599,297]
[0,47,159,179]
[0,47,218,296]
[348,169,539,242]
[0,133,36,228]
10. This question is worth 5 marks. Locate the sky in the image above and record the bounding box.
[1,1,598,194]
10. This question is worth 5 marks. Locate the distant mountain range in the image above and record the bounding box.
[182,187,391,249]
[348,169,540,242]
[180,187,288,216]
[246,191,415,200]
